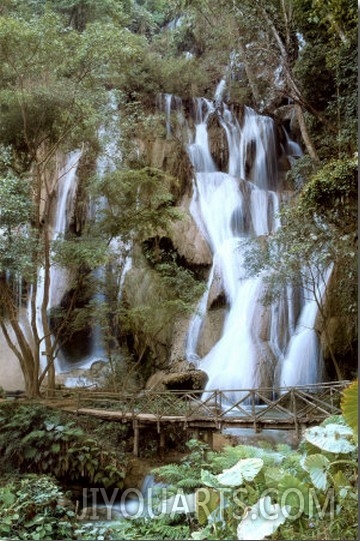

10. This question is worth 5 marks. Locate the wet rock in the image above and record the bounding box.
[169,197,212,266]
[145,369,208,392]
[207,267,225,310]
[197,308,226,358]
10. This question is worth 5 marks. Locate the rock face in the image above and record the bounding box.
[207,112,229,171]
[316,267,358,380]
[169,195,212,266]
[197,308,226,359]
[145,368,208,392]
[120,105,356,388]
[54,360,109,389]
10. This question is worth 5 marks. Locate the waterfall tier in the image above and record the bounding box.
[160,93,325,396]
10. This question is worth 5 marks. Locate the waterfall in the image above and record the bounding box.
[32,151,81,371]
[160,91,326,400]
[279,265,333,387]
[50,150,82,309]
[64,94,133,376]
[39,93,133,382]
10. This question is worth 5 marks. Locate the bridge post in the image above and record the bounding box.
[158,431,165,458]
[191,427,200,440]
[133,420,139,457]
[251,390,258,432]
[291,388,299,438]
[203,430,213,450]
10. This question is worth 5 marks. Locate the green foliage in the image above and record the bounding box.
[341,380,358,438]
[299,156,357,233]
[148,416,358,540]
[49,0,129,30]
[104,514,191,540]
[143,239,206,305]
[0,474,76,540]
[153,439,213,490]
[285,155,318,191]
[92,167,180,242]
[244,155,357,369]
[0,152,39,279]
[0,9,143,157]
[53,236,109,270]
[292,0,357,157]
[294,41,335,111]
[0,404,127,487]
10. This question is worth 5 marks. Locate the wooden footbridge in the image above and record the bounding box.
[46,380,349,456]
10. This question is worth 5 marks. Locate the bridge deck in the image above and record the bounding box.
[47,381,349,455]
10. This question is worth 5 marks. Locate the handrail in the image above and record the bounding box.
[44,381,350,427]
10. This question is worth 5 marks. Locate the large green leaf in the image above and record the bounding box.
[301,454,330,491]
[264,467,285,488]
[237,496,289,540]
[161,492,195,515]
[304,424,356,454]
[200,469,221,489]
[216,458,264,486]
[332,470,352,499]
[341,380,358,437]
[278,475,311,516]
[195,487,221,525]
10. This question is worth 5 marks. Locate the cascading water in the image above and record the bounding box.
[160,90,327,401]
[279,265,333,387]
[33,150,82,372]
[58,94,132,377]
[32,91,134,386]
[50,150,82,309]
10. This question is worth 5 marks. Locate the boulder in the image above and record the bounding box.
[145,368,208,392]
[170,197,212,266]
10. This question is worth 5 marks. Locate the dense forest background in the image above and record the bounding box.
[0,0,357,397]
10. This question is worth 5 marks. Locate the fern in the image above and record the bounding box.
[0,403,127,487]
[126,516,191,540]
[177,477,203,490]
[152,463,190,485]
[210,444,286,474]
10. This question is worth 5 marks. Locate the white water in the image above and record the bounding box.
[279,265,332,387]
[50,150,82,309]
[161,92,326,398]
[32,151,81,371]
[59,95,132,379]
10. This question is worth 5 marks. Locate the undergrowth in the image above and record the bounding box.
[0,403,128,488]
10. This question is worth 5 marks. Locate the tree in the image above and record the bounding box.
[82,167,205,380]
[181,0,356,160]
[0,10,142,397]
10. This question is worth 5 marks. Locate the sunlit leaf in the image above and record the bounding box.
[301,454,330,490]
[216,458,264,486]
[341,380,358,437]
[278,475,311,515]
[304,424,356,454]
[200,469,221,489]
[237,496,289,540]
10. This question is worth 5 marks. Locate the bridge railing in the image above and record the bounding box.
[47,380,350,428]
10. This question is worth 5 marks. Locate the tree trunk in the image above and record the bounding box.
[237,37,261,105]
[41,220,56,396]
[295,104,320,162]
[0,279,41,398]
